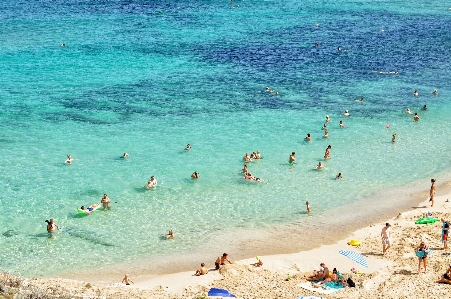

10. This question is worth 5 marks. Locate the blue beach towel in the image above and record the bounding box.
[208,288,236,297]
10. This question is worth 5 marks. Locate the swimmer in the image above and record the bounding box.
[339,120,345,128]
[322,123,328,130]
[422,105,427,110]
[45,219,60,234]
[405,108,413,114]
[191,171,200,179]
[121,152,129,158]
[146,176,157,189]
[80,204,100,214]
[316,162,325,170]
[60,43,66,47]
[250,152,257,159]
[413,90,419,97]
[413,113,420,121]
[165,230,174,239]
[325,115,331,122]
[305,133,312,141]
[344,110,349,117]
[356,97,364,102]
[101,194,111,209]
[256,151,261,159]
[289,152,296,163]
[323,131,329,138]
[122,274,134,285]
[265,86,271,92]
[185,144,191,151]
[432,89,438,95]
[338,46,342,51]
[243,152,252,162]
[65,154,73,164]
[315,42,321,47]
[336,173,343,179]
[392,133,397,143]
[244,173,263,182]
[306,201,311,213]
[243,164,249,175]
[275,91,280,95]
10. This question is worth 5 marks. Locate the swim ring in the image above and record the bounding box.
[347,239,362,246]
[415,217,439,225]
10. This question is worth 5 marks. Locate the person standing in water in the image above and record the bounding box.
[430,179,436,207]
[146,176,157,189]
[289,152,296,164]
[101,194,111,210]
[392,133,397,143]
[45,219,60,234]
[306,201,311,213]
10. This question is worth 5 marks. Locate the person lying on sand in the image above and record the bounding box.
[437,265,451,284]
[215,253,232,270]
[253,256,263,267]
[194,263,208,276]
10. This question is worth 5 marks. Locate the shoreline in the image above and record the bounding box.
[4,180,450,298]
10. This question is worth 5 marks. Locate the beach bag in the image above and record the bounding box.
[347,277,356,287]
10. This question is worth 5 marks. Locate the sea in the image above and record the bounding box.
[1,0,451,279]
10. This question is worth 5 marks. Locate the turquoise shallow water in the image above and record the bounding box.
[1,0,451,277]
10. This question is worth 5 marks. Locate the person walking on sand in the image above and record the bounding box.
[122,274,134,285]
[415,241,430,274]
[430,179,436,207]
[194,263,208,276]
[441,218,450,251]
[215,253,232,270]
[381,223,391,255]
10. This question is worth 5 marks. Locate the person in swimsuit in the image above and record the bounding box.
[336,173,342,179]
[413,90,419,96]
[121,152,129,158]
[415,242,429,274]
[122,274,134,285]
[305,133,312,141]
[146,176,157,189]
[65,154,73,164]
[191,171,200,179]
[325,115,331,123]
[194,263,209,276]
[289,152,296,164]
[165,230,174,239]
[344,110,349,117]
[80,204,99,214]
[45,219,59,234]
[413,113,420,121]
[381,223,391,255]
[441,218,449,250]
[253,256,263,267]
[101,194,111,210]
[316,162,324,169]
[432,89,438,95]
[215,253,232,270]
[392,133,397,143]
[322,123,328,130]
[430,179,436,207]
[243,152,251,162]
[306,201,311,213]
[405,108,413,114]
[323,131,329,138]
[306,263,329,281]
[256,151,262,159]
[422,105,427,110]
[243,165,249,175]
[437,265,451,284]
[185,144,191,151]
[339,120,345,128]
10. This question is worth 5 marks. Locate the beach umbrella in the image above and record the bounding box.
[338,250,368,268]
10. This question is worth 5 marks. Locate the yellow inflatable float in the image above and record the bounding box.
[347,239,362,246]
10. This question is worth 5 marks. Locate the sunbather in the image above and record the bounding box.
[306,263,329,281]
[437,265,451,284]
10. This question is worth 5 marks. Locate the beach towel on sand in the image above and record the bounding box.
[208,288,236,297]
[298,296,324,299]
[298,282,343,295]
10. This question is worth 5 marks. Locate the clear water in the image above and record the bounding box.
[1,0,451,277]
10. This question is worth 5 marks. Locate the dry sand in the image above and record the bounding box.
[3,189,451,298]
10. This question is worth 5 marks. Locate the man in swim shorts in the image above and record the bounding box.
[441,218,449,251]
[306,263,329,281]
[215,253,232,270]
[46,219,59,234]
[194,263,208,276]
[101,194,111,210]
[381,223,391,255]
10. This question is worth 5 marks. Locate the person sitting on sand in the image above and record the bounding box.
[121,152,129,158]
[101,194,111,209]
[191,171,200,179]
[325,115,331,122]
[194,263,208,276]
[415,241,430,274]
[185,144,191,151]
[45,219,60,234]
[336,173,343,179]
[316,162,324,170]
[306,263,329,281]
[289,152,296,164]
[122,274,134,285]
[243,152,252,162]
[146,176,157,189]
[437,265,451,284]
[215,253,232,270]
[253,256,263,267]
[165,230,174,239]
[413,113,420,121]
[305,133,312,141]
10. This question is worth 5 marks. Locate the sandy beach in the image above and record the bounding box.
[2,184,451,298]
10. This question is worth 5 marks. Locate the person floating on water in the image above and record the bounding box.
[289,152,296,164]
[45,219,60,234]
[101,194,111,210]
[65,154,73,164]
[356,97,364,102]
[146,176,157,189]
[405,108,413,114]
[191,171,200,179]
[80,204,100,214]
[413,90,419,97]
[344,110,349,117]
[121,152,129,158]
[305,133,312,141]
[432,89,438,95]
